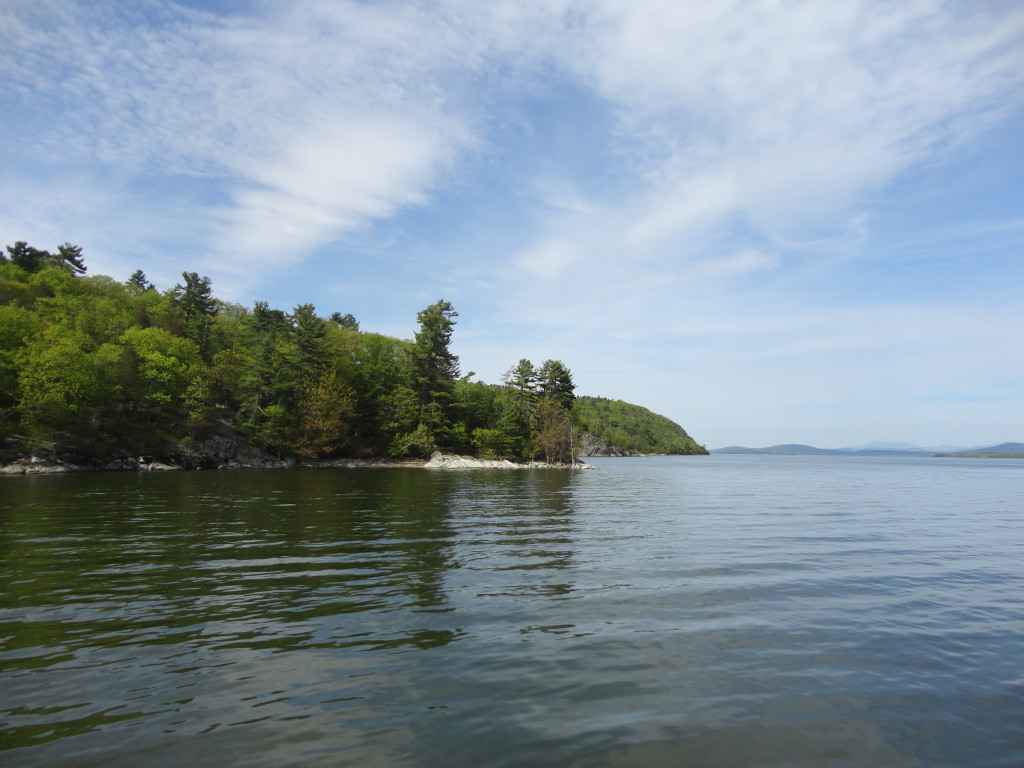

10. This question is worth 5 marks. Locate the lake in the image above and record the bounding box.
[1,455,1022,767]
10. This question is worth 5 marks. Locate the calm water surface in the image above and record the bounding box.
[1,455,1022,767]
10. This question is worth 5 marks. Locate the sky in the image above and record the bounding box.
[3,0,1023,450]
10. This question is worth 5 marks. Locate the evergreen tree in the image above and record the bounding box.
[411,299,459,439]
[237,300,298,439]
[291,303,328,370]
[128,269,153,290]
[329,311,359,331]
[172,272,218,361]
[55,243,87,275]
[536,359,575,409]
[173,272,216,323]
[6,241,47,273]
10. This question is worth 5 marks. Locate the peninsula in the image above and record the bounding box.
[0,241,705,473]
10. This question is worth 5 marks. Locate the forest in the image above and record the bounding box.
[0,241,706,466]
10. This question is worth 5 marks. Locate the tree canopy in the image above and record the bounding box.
[0,240,706,465]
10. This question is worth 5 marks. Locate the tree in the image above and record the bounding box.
[532,396,575,464]
[411,299,459,439]
[536,359,575,410]
[505,358,537,404]
[173,272,216,324]
[236,300,299,438]
[472,427,505,459]
[3,241,86,275]
[329,311,359,331]
[6,242,47,273]
[292,369,355,458]
[55,243,87,275]
[172,272,218,361]
[128,269,153,291]
[291,303,327,370]
[17,326,118,449]
[118,326,204,432]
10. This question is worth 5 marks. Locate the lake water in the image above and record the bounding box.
[1,455,1022,767]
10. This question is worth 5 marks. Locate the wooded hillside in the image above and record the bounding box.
[574,397,706,455]
[1,242,704,465]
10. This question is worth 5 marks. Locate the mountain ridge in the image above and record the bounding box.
[711,442,1024,457]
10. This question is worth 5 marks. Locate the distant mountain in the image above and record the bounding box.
[839,441,971,453]
[712,441,1024,458]
[712,444,842,455]
[940,442,1024,458]
[839,441,923,452]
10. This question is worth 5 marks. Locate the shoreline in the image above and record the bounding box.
[0,451,595,475]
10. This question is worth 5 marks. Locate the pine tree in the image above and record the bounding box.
[537,359,575,410]
[172,272,218,361]
[128,269,152,290]
[412,299,459,440]
[55,243,87,275]
[291,303,327,370]
[6,241,47,273]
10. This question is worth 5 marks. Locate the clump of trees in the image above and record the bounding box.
[0,242,588,463]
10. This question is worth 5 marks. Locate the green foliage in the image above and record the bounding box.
[574,396,707,455]
[329,311,359,331]
[471,427,505,459]
[5,241,87,275]
[532,396,574,463]
[291,369,355,458]
[411,299,460,443]
[0,240,704,464]
[536,359,575,410]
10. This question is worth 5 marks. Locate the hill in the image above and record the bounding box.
[939,442,1024,458]
[713,441,1024,458]
[712,444,843,455]
[573,397,707,456]
[0,243,706,469]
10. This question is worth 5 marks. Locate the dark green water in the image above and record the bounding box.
[1,456,1022,767]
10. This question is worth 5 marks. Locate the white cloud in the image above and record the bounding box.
[488,0,1024,346]
[3,0,1024,446]
[213,116,457,263]
[542,0,1024,247]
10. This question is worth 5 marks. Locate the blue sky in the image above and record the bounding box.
[3,0,1023,449]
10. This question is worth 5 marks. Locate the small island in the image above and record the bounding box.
[0,241,706,473]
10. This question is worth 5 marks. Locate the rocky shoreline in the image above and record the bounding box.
[0,448,594,475]
[423,452,594,470]
[0,421,606,475]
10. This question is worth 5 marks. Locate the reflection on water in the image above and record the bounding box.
[2,457,1023,767]
[0,468,583,762]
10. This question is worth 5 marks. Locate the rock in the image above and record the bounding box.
[575,432,638,457]
[145,461,182,471]
[103,457,141,471]
[424,452,519,469]
[424,451,595,470]
[0,455,79,474]
[189,425,287,469]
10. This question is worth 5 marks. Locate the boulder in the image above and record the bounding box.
[424,451,595,470]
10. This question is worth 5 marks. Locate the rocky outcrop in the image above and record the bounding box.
[0,424,287,474]
[424,452,595,470]
[183,427,293,469]
[0,454,81,475]
[575,432,641,457]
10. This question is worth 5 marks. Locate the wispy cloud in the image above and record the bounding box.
[3,0,1023,445]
